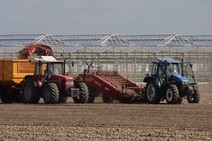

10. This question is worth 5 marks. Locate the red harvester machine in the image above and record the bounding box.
[75,70,145,103]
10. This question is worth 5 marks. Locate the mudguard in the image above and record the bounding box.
[143,76,162,89]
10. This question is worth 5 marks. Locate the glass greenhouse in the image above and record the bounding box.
[0,34,212,85]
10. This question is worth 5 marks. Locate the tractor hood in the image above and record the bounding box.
[51,74,74,81]
[170,75,189,83]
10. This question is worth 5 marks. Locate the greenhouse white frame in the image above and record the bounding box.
[0,34,212,84]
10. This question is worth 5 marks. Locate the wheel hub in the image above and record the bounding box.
[147,84,155,101]
[166,89,173,102]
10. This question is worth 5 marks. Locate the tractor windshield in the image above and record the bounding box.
[167,63,182,76]
[48,63,64,75]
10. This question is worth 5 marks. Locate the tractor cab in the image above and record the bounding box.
[144,58,200,104]
[33,56,76,93]
[150,58,194,86]
[35,59,66,81]
[148,58,186,87]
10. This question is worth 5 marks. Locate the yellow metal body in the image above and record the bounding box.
[0,59,35,84]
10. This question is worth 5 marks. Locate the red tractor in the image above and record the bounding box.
[0,44,88,104]
[22,56,89,104]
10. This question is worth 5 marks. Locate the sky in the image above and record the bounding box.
[0,0,212,35]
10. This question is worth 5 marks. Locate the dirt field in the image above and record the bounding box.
[0,87,211,141]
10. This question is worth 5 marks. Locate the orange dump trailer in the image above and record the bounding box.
[0,59,34,103]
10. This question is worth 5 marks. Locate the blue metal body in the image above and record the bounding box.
[144,57,195,97]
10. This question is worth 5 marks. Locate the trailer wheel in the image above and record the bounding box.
[146,81,161,104]
[42,83,59,104]
[103,94,113,103]
[73,83,89,103]
[22,78,40,103]
[187,85,200,103]
[165,84,180,104]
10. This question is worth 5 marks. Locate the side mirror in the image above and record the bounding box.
[190,64,193,68]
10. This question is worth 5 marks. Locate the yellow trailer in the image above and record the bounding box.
[0,59,35,103]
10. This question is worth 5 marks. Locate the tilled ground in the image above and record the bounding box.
[0,89,211,141]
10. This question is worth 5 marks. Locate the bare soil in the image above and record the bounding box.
[0,87,211,141]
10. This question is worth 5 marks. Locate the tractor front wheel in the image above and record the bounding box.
[87,86,96,103]
[58,92,68,103]
[187,85,200,103]
[73,83,89,103]
[165,84,181,104]
[146,81,161,104]
[42,83,59,104]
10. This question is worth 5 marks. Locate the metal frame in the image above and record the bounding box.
[0,34,212,85]
[1,34,212,53]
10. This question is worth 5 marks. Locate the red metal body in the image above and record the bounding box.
[33,74,74,91]
[18,44,54,59]
[76,71,142,100]
[50,75,75,91]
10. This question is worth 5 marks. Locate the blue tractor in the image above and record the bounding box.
[143,58,200,104]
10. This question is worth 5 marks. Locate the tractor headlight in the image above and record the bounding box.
[182,81,189,85]
[65,81,74,86]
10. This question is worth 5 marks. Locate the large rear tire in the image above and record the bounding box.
[187,85,200,103]
[73,83,89,103]
[22,78,40,104]
[146,81,161,104]
[42,83,59,104]
[165,84,180,104]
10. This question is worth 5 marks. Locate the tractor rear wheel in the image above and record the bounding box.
[103,94,113,103]
[165,84,180,104]
[187,85,200,103]
[42,83,59,104]
[73,83,89,103]
[22,78,40,103]
[146,81,161,104]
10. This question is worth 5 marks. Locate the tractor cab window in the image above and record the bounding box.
[167,63,182,76]
[158,63,166,78]
[47,63,64,76]
[151,63,158,75]
[152,63,166,77]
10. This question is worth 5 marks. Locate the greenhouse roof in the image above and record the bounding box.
[0,34,212,53]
